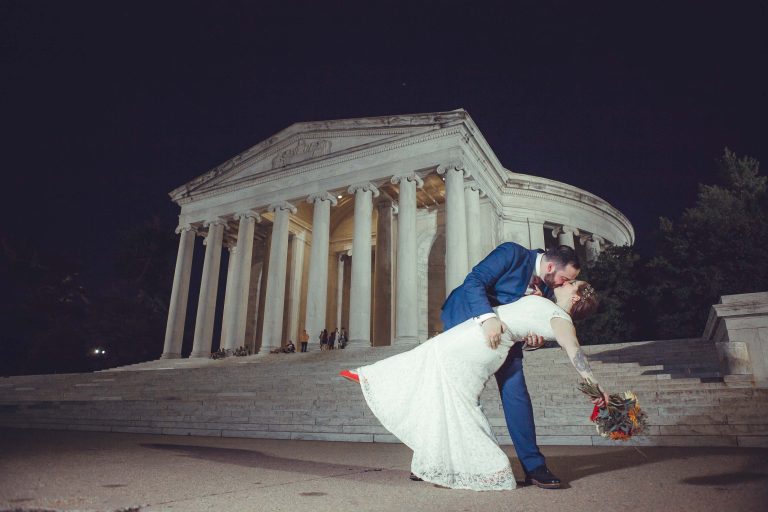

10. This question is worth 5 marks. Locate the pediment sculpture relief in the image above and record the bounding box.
[272,139,331,168]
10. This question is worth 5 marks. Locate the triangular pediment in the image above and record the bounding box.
[170,110,471,201]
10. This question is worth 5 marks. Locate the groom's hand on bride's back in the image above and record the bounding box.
[524,333,545,350]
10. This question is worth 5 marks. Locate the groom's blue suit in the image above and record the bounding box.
[440,242,549,472]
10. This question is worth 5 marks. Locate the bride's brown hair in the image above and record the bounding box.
[570,283,599,321]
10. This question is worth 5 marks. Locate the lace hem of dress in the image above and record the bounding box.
[360,373,515,492]
[358,371,377,410]
[413,465,516,491]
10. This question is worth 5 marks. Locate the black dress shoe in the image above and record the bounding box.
[524,465,561,489]
[409,472,423,481]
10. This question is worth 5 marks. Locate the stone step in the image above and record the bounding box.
[1,338,763,447]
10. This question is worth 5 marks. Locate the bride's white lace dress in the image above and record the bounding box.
[357,295,572,491]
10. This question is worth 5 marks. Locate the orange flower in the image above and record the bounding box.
[609,431,631,441]
[628,406,639,426]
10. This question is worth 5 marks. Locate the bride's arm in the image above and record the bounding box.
[550,318,609,405]
[550,318,595,381]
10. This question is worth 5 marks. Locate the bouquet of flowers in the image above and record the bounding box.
[578,381,648,441]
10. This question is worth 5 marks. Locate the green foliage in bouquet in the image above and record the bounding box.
[579,381,648,441]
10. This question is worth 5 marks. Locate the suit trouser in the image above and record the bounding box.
[494,343,545,472]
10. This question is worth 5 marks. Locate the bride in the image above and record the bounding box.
[340,280,608,491]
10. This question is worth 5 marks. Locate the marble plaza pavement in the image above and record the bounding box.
[0,428,766,512]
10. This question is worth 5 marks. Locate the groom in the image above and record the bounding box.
[441,243,581,489]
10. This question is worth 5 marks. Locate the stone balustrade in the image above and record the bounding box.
[703,292,768,387]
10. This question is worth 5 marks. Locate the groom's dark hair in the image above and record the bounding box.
[544,245,580,270]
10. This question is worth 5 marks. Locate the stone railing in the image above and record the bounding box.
[703,292,768,387]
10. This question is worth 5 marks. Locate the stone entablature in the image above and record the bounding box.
[500,173,634,247]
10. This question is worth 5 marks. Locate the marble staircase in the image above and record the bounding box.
[1,339,766,447]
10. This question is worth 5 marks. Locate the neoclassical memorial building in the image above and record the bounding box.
[160,110,634,358]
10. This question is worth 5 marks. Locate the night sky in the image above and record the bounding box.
[2,1,766,281]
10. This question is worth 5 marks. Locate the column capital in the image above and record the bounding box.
[391,173,424,188]
[580,233,604,245]
[203,217,227,229]
[234,210,261,222]
[464,181,486,197]
[291,231,308,243]
[267,201,297,215]
[347,182,380,197]
[175,223,197,234]
[552,225,580,237]
[437,161,471,179]
[306,191,338,207]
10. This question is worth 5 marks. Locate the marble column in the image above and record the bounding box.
[245,259,264,354]
[219,244,237,348]
[391,173,423,344]
[527,220,546,250]
[161,224,196,359]
[287,232,306,344]
[190,219,225,358]
[553,225,579,249]
[373,198,393,346]
[437,162,470,295]
[347,182,379,347]
[222,211,260,351]
[464,181,485,268]
[261,202,296,351]
[304,192,337,343]
[582,234,604,263]
[336,253,345,329]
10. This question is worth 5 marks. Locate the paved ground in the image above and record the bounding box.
[0,429,766,512]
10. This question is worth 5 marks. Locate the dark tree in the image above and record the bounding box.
[645,149,768,338]
[86,216,179,367]
[576,245,649,344]
[0,238,91,376]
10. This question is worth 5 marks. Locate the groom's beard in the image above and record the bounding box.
[543,273,558,289]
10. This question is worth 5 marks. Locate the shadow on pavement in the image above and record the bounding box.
[681,472,768,486]
[143,442,768,491]
[545,446,768,488]
[142,443,397,483]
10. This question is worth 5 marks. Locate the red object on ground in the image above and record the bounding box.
[339,369,360,383]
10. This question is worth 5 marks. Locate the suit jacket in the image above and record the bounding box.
[440,242,550,330]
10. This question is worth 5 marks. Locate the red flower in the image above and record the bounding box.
[590,405,600,422]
